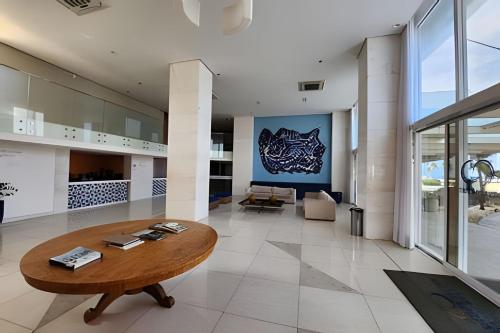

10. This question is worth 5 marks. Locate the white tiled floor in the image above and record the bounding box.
[247,255,301,284]
[213,313,296,333]
[298,286,380,333]
[0,196,446,332]
[226,276,299,327]
[170,268,242,311]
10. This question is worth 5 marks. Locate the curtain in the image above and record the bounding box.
[393,19,417,248]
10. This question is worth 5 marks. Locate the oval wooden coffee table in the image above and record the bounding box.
[20,219,217,323]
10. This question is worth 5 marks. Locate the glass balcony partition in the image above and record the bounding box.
[0,65,29,133]
[0,64,163,144]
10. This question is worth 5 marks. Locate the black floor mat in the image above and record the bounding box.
[384,270,500,333]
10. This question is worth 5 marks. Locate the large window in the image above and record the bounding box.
[465,0,500,96]
[414,0,500,305]
[418,0,456,119]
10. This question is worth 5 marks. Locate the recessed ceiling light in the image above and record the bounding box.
[393,23,401,28]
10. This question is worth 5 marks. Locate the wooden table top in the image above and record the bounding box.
[20,219,218,295]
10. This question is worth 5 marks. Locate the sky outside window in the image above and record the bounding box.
[465,0,500,96]
[419,0,456,119]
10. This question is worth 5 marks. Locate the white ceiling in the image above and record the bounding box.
[0,0,422,117]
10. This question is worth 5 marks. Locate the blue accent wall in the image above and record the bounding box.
[253,114,332,184]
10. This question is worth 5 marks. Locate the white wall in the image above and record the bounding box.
[126,155,154,201]
[357,35,401,240]
[331,111,350,200]
[0,141,55,221]
[53,148,69,213]
[232,116,254,196]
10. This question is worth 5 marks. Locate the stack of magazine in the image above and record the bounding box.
[131,229,167,241]
[49,247,102,270]
[103,234,144,250]
[150,222,189,234]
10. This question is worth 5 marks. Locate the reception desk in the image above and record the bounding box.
[68,180,131,210]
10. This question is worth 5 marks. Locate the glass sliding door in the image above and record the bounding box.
[419,125,447,257]
[461,107,500,294]
[446,122,460,267]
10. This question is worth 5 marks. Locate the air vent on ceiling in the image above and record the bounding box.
[57,0,104,15]
[298,80,325,92]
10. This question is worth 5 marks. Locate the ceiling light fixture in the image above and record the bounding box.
[223,0,253,35]
[181,0,253,35]
[393,23,401,28]
[182,0,200,27]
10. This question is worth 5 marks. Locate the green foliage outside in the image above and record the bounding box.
[422,179,441,186]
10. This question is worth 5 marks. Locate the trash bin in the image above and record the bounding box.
[349,207,363,236]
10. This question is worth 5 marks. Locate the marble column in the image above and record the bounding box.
[331,111,350,201]
[232,116,254,196]
[165,60,213,221]
[357,35,401,240]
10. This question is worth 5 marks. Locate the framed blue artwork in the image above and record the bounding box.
[253,114,332,184]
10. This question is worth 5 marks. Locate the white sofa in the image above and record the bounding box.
[246,185,296,204]
[303,190,336,221]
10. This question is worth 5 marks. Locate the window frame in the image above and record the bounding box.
[410,0,500,307]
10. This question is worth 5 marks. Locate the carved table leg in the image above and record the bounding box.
[84,291,123,323]
[142,283,175,308]
[83,284,174,323]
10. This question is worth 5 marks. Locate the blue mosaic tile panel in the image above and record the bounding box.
[68,181,128,209]
[153,178,166,196]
